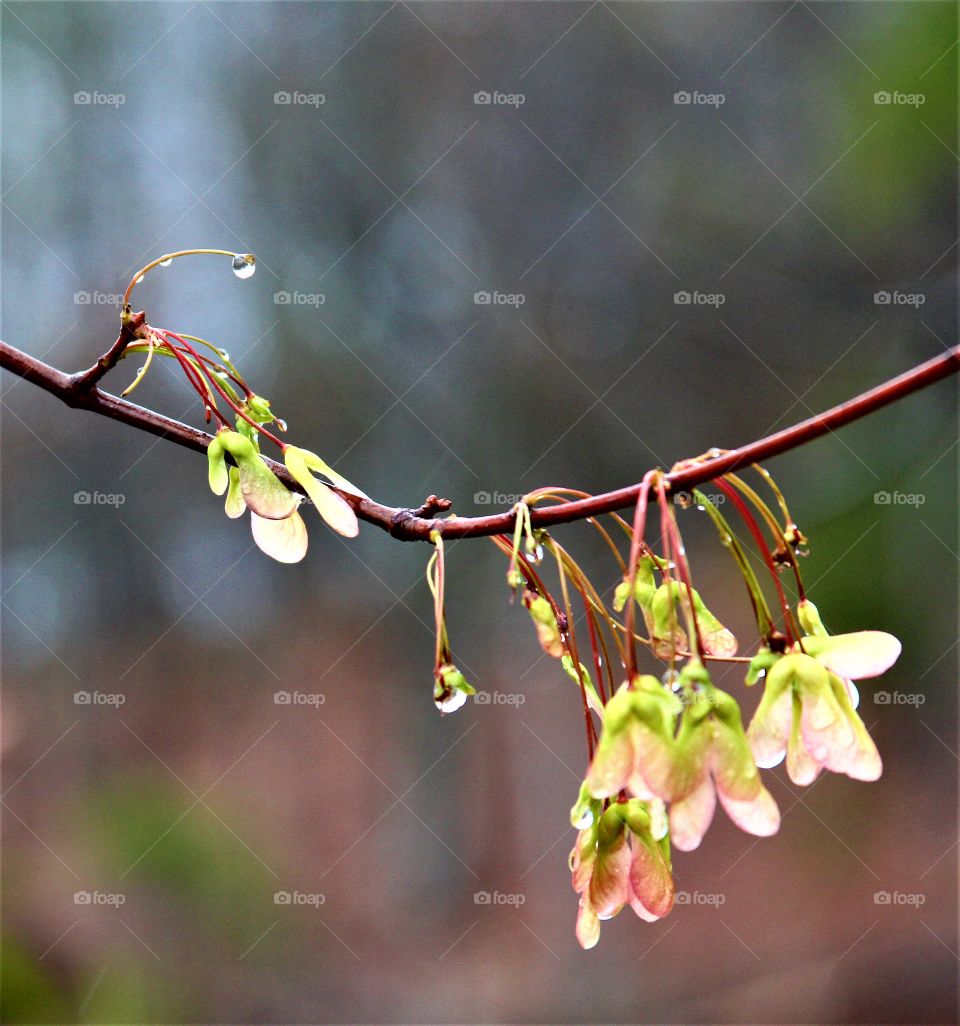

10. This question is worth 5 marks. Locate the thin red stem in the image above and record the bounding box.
[166,331,285,448]
[624,472,655,680]
[713,478,795,642]
[164,338,228,426]
[656,478,703,659]
[584,607,607,706]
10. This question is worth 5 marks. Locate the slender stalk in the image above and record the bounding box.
[712,478,797,642]
[624,472,656,680]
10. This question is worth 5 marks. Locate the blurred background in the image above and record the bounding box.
[2,2,957,1022]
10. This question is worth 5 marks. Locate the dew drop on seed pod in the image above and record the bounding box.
[158,257,173,267]
[662,668,680,690]
[436,690,468,714]
[232,253,256,279]
[526,543,544,564]
[572,807,593,830]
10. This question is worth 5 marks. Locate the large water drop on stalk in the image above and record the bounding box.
[232,253,256,279]
[572,807,594,830]
[662,668,680,690]
[158,257,173,267]
[134,274,145,284]
[436,690,468,714]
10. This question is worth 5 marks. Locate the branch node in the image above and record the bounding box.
[71,310,146,392]
[413,494,453,518]
[389,508,421,540]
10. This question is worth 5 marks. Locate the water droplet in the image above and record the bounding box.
[220,351,230,361]
[572,807,594,830]
[525,543,544,564]
[436,689,468,714]
[232,253,256,279]
[662,668,680,689]
[136,366,145,375]
[134,274,145,284]
[158,257,173,267]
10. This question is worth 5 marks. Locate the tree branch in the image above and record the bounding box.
[1,335,957,542]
